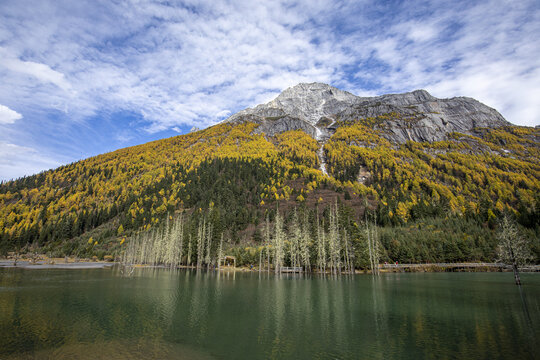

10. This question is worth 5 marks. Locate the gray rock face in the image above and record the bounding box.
[226,83,357,139]
[228,83,357,128]
[225,82,510,143]
[337,90,509,143]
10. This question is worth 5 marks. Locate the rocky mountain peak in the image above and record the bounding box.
[225,82,510,144]
[274,82,358,105]
[228,82,357,128]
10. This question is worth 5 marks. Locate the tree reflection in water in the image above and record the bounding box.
[0,268,538,360]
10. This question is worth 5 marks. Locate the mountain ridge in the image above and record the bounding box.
[226,82,510,144]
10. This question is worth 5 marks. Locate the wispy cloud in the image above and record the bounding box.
[0,0,350,132]
[0,142,61,180]
[0,0,538,179]
[353,1,540,126]
[2,56,72,91]
[0,105,22,124]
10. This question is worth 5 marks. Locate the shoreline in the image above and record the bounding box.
[0,259,115,269]
[1,259,538,273]
[379,262,540,273]
[119,262,540,274]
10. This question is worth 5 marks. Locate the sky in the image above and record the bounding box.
[0,0,539,181]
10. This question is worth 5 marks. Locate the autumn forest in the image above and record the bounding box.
[1,118,539,268]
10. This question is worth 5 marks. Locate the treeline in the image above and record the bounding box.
[120,199,539,270]
[123,203,361,273]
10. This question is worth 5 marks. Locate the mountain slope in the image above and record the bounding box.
[1,84,538,266]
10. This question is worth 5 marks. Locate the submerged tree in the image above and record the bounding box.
[300,211,311,272]
[289,209,301,269]
[196,218,206,269]
[217,233,224,270]
[316,212,327,273]
[496,214,532,285]
[122,214,218,269]
[328,202,341,274]
[264,214,271,273]
[342,228,354,274]
[273,210,285,274]
[365,203,380,276]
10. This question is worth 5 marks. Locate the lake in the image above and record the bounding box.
[0,268,538,359]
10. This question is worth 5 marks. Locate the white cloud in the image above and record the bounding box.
[2,57,72,91]
[0,142,61,180]
[0,0,537,176]
[0,0,352,133]
[407,25,438,42]
[215,110,231,119]
[352,0,540,126]
[0,104,22,124]
[115,132,134,143]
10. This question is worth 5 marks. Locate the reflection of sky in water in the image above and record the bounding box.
[0,269,538,360]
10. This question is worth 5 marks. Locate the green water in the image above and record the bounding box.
[0,268,538,359]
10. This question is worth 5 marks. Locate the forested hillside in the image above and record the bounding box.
[1,117,539,267]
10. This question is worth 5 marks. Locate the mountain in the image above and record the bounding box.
[227,83,358,139]
[226,82,509,143]
[1,83,538,267]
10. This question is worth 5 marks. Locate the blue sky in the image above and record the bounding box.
[0,0,539,180]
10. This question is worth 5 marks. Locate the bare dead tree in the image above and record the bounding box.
[497,214,532,285]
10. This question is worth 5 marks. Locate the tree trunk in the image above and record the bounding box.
[513,262,521,285]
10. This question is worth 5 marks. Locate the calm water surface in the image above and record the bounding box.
[0,268,538,359]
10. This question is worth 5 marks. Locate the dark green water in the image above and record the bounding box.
[0,268,538,359]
